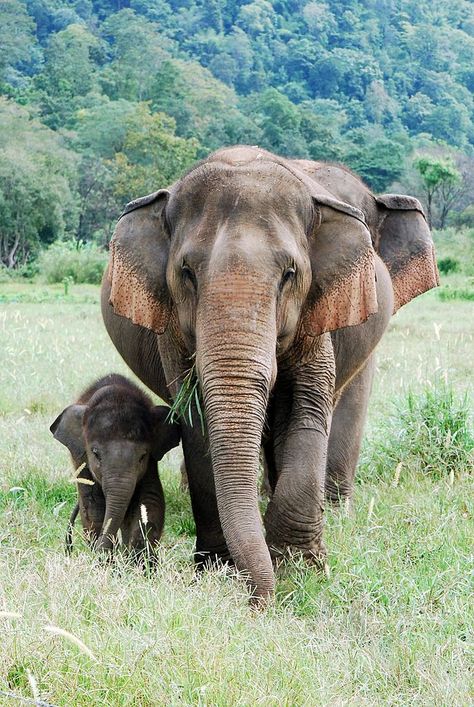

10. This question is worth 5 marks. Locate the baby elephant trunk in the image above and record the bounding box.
[96,474,137,551]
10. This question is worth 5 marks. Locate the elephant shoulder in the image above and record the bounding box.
[290,160,376,216]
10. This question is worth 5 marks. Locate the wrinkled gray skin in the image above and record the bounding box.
[51,374,180,555]
[101,146,438,603]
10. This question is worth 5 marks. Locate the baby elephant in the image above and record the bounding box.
[50,374,180,557]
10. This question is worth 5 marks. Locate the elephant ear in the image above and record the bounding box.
[150,406,181,461]
[375,194,439,312]
[50,405,87,462]
[108,189,172,334]
[302,198,378,337]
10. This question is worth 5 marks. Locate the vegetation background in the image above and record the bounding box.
[0,0,473,271]
[0,0,473,704]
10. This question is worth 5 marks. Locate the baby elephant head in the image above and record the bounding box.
[50,380,180,551]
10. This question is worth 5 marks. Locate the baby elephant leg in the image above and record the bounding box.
[127,464,165,558]
[325,357,375,503]
[77,468,106,545]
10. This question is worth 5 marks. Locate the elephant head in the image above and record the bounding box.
[51,384,179,551]
[106,146,438,600]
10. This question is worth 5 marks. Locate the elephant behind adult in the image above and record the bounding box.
[101,146,438,604]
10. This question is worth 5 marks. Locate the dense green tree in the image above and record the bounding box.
[0,99,78,267]
[0,0,36,83]
[33,24,99,127]
[244,87,309,156]
[73,95,138,158]
[236,1,277,38]
[110,103,199,202]
[1,0,474,269]
[414,155,462,227]
[150,59,261,154]
[343,127,408,192]
[100,10,170,101]
[76,156,117,245]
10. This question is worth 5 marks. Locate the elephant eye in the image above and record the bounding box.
[281,266,296,289]
[181,263,197,291]
[139,452,147,462]
[92,447,101,462]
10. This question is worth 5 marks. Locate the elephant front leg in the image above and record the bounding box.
[181,410,231,569]
[264,427,330,565]
[264,340,334,565]
[325,357,375,503]
[127,463,166,556]
[77,468,105,546]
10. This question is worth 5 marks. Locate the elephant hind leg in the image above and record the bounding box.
[325,356,375,503]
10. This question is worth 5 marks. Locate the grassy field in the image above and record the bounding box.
[0,275,472,705]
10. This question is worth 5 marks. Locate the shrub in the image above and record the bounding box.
[437,256,459,275]
[0,265,11,282]
[0,261,39,281]
[37,241,108,285]
[448,205,474,229]
[438,280,474,301]
[360,383,473,482]
[433,228,474,276]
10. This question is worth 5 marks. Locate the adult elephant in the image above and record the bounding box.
[101,146,438,604]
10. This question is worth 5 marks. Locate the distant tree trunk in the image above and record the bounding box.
[7,232,20,269]
[426,189,433,229]
[437,182,465,229]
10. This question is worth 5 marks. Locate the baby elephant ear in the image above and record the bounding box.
[50,405,87,462]
[108,189,172,335]
[150,406,181,461]
[376,194,439,312]
[302,199,378,336]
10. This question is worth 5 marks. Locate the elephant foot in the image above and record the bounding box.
[324,478,354,505]
[267,539,327,571]
[325,493,354,517]
[325,491,354,506]
[194,544,234,571]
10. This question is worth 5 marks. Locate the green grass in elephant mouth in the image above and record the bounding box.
[167,356,205,434]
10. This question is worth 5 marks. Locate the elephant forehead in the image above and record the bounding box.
[84,402,152,442]
[168,162,313,226]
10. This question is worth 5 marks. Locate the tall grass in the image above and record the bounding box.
[361,382,473,483]
[0,285,473,704]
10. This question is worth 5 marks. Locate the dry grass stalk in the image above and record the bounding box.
[367,496,375,521]
[392,462,403,487]
[0,610,22,619]
[44,625,98,662]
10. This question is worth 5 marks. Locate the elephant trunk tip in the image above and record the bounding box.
[248,580,275,610]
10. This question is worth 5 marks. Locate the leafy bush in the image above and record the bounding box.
[437,256,459,275]
[438,280,474,301]
[0,265,12,282]
[449,205,474,229]
[0,261,40,281]
[361,383,473,482]
[37,241,108,285]
[433,228,474,276]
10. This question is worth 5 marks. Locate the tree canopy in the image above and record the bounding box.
[0,0,473,265]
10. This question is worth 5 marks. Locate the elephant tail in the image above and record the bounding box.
[65,502,80,556]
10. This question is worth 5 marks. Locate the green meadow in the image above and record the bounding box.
[0,265,472,705]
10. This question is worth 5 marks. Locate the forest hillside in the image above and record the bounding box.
[1,0,473,268]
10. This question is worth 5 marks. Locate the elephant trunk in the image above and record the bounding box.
[96,475,137,551]
[197,277,277,603]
